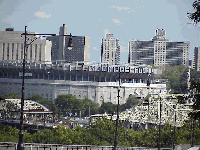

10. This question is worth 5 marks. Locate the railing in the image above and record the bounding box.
[0,142,159,150]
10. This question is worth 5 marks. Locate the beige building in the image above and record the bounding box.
[0,28,52,63]
[101,33,120,65]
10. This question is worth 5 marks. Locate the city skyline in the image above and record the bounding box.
[0,0,199,64]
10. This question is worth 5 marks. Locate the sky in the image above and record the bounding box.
[0,0,199,64]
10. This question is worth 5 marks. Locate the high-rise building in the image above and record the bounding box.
[129,29,190,66]
[0,28,51,63]
[193,47,200,71]
[47,24,90,64]
[101,33,120,65]
[128,40,154,65]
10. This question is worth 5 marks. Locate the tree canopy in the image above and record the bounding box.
[189,79,200,120]
[0,92,21,99]
[120,97,140,111]
[188,0,200,24]
[160,65,188,94]
[98,102,117,114]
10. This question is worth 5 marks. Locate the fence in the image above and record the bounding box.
[0,142,159,150]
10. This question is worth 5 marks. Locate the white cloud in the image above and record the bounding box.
[103,29,109,34]
[1,15,12,24]
[112,6,131,11]
[112,19,121,23]
[93,47,98,51]
[35,12,51,18]
[120,46,128,53]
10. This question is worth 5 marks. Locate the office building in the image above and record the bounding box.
[47,24,90,64]
[101,33,120,65]
[0,28,52,63]
[128,40,154,65]
[129,29,190,66]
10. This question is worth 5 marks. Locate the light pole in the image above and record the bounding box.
[17,26,69,150]
[147,76,150,129]
[17,26,27,150]
[173,106,176,150]
[114,67,120,150]
[158,96,162,150]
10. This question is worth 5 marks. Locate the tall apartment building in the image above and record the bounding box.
[47,24,90,64]
[128,40,154,65]
[0,28,52,63]
[101,33,120,65]
[193,47,200,71]
[129,29,190,66]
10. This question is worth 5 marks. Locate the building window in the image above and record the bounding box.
[39,44,42,61]
[3,43,5,60]
[21,44,23,59]
[30,44,32,60]
[7,43,9,60]
[35,44,37,61]
[16,44,19,60]
[12,43,14,60]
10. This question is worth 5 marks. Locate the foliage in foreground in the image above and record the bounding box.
[0,119,200,147]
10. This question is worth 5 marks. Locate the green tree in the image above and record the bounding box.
[160,65,188,93]
[0,92,21,99]
[88,118,124,145]
[188,0,200,24]
[0,123,18,142]
[98,102,117,114]
[189,80,200,120]
[53,125,73,144]
[54,94,82,117]
[120,97,140,111]
[190,68,200,81]
[81,98,99,117]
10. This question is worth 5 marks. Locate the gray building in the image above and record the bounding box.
[101,33,120,65]
[129,29,189,66]
[47,24,90,64]
[193,46,200,71]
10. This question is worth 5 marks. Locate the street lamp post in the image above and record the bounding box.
[114,67,120,150]
[158,96,162,150]
[147,77,150,129]
[173,106,176,150]
[17,26,62,150]
[17,26,27,150]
